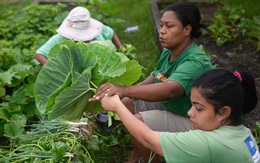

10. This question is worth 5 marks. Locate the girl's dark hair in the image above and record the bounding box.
[192,69,257,125]
[164,2,206,38]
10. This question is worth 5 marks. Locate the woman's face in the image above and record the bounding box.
[188,88,225,131]
[159,11,190,49]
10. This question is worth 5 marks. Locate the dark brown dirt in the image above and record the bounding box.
[195,35,260,128]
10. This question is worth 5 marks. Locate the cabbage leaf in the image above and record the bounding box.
[34,40,142,121]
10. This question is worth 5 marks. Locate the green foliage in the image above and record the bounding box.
[0,2,134,162]
[1,0,258,162]
[208,1,260,51]
[240,16,260,51]
[1,127,94,162]
[88,125,132,162]
[208,3,244,46]
[108,0,159,78]
[0,4,68,141]
[251,122,260,146]
[34,41,142,121]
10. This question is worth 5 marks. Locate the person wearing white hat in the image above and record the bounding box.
[35,6,123,65]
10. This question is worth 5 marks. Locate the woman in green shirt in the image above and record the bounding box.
[35,6,122,65]
[90,2,212,162]
[94,69,259,163]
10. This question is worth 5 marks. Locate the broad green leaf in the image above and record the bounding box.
[84,100,104,113]
[60,93,91,121]
[108,60,142,85]
[89,42,127,86]
[9,86,29,104]
[49,40,98,77]
[7,64,34,87]
[9,63,32,78]
[35,40,142,120]
[23,83,35,98]
[0,107,10,121]
[48,68,94,121]
[1,103,22,113]
[0,71,15,85]
[4,114,26,139]
[115,51,130,62]
[44,41,98,114]
[91,40,116,51]
[46,73,72,113]
[68,42,97,82]
[34,45,72,114]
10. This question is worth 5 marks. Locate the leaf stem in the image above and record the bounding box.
[90,81,98,89]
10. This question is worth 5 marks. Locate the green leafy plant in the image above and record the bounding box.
[0,118,95,163]
[34,40,142,122]
[0,4,68,141]
[251,122,260,147]
[0,3,137,162]
[208,4,244,46]
[240,16,260,51]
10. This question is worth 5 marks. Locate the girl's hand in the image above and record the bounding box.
[100,94,121,112]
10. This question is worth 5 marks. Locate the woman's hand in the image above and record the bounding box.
[89,82,126,101]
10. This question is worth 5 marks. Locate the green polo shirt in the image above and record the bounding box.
[151,41,213,117]
[160,125,260,163]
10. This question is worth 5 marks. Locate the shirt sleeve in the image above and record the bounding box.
[168,57,209,95]
[36,34,67,58]
[160,131,210,163]
[94,25,114,41]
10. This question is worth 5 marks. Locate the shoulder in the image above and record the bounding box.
[182,42,213,67]
[186,42,206,56]
[102,24,114,33]
[160,131,210,162]
[160,48,171,58]
[47,34,68,43]
[52,34,68,40]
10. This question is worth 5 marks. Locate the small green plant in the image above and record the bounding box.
[240,16,260,51]
[208,1,260,51]
[208,3,244,46]
[251,122,260,148]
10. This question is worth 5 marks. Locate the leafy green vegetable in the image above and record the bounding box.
[35,40,142,121]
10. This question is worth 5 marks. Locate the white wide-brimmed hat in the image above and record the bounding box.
[57,6,103,41]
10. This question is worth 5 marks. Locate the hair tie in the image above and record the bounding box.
[234,71,242,83]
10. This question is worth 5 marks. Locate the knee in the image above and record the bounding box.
[134,113,144,122]
[122,97,135,114]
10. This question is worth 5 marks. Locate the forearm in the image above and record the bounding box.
[115,102,163,156]
[112,33,123,48]
[137,74,155,85]
[125,81,181,101]
[35,53,47,65]
[90,76,184,102]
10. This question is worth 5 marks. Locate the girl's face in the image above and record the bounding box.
[188,88,225,131]
[159,11,190,49]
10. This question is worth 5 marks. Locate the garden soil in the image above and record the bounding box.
[195,35,260,128]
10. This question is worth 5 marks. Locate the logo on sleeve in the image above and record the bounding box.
[245,136,260,163]
[157,72,168,82]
